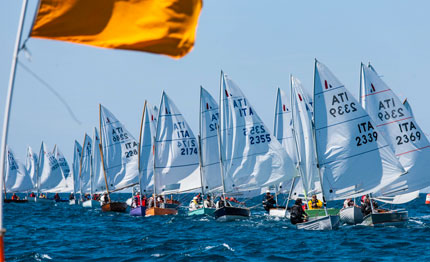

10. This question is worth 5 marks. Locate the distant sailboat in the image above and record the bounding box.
[187,87,222,216]
[25,146,38,201]
[130,101,158,216]
[70,141,82,205]
[79,134,96,208]
[99,104,139,212]
[4,147,31,203]
[215,71,296,221]
[36,142,66,203]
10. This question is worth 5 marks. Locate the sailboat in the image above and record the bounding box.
[302,60,406,230]
[79,134,97,207]
[130,101,157,216]
[147,92,201,216]
[215,71,297,221]
[36,142,67,203]
[25,146,38,201]
[358,63,430,225]
[69,141,82,205]
[4,147,31,203]
[187,87,222,216]
[99,104,140,212]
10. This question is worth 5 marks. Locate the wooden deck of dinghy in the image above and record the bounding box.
[101,202,127,213]
[145,207,178,216]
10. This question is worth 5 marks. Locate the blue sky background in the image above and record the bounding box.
[1,0,430,164]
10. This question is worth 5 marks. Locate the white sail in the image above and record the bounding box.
[138,102,158,194]
[92,127,106,193]
[199,87,222,192]
[79,134,93,195]
[100,105,139,191]
[72,141,82,196]
[274,88,298,166]
[6,147,33,193]
[291,76,320,196]
[219,72,296,193]
[154,92,200,194]
[38,142,65,192]
[360,63,430,195]
[54,146,71,178]
[5,147,18,191]
[25,146,38,189]
[313,60,405,201]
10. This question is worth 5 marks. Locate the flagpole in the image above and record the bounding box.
[0,0,29,260]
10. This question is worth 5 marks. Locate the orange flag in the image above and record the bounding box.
[30,0,202,58]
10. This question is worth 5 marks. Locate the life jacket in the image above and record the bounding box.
[141,198,146,207]
[11,195,17,200]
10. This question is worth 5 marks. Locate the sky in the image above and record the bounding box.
[1,0,430,165]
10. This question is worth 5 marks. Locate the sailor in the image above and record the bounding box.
[39,193,46,199]
[54,193,60,201]
[343,198,355,208]
[308,194,323,209]
[69,193,75,200]
[141,195,147,207]
[29,192,36,198]
[11,193,19,200]
[189,196,201,211]
[133,192,141,207]
[203,195,215,208]
[290,198,308,225]
[361,196,378,216]
[195,193,202,204]
[101,193,109,204]
[262,190,276,212]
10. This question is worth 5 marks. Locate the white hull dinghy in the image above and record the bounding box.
[340,206,363,225]
[269,208,288,218]
[82,199,99,208]
[296,215,340,230]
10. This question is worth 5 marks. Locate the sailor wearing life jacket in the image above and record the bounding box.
[308,194,323,210]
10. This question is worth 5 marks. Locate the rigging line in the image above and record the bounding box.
[17,60,82,125]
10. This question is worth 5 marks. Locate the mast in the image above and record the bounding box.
[217,71,227,197]
[216,126,226,196]
[78,135,86,201]
[0,0,29,256]
[99,144,111,203]
[36,142,43,197]
[197,135,205,195]
[289,76,307,204]
[152,136,157,202]
[198,87,205,195]
[99,105,111,202]
[312,60,328,216]
[137,101,147,196]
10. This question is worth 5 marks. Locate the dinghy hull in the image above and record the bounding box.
[69,199,77,205]
[26,197,36,202]
[214,206,250,221]
[361,210,408,226]
[269,208,287,218]
[4,199,28,203]
[130,206,147,216]
[296,215,340,230]
[188,207,215,216]
[145,207,178,216]
[340,206,363,225]
[82,200,99,208]
[101,202,127,213]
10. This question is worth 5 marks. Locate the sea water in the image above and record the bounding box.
[4,193,430,261]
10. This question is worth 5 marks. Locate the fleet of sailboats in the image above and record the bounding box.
[4,62,429,230]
